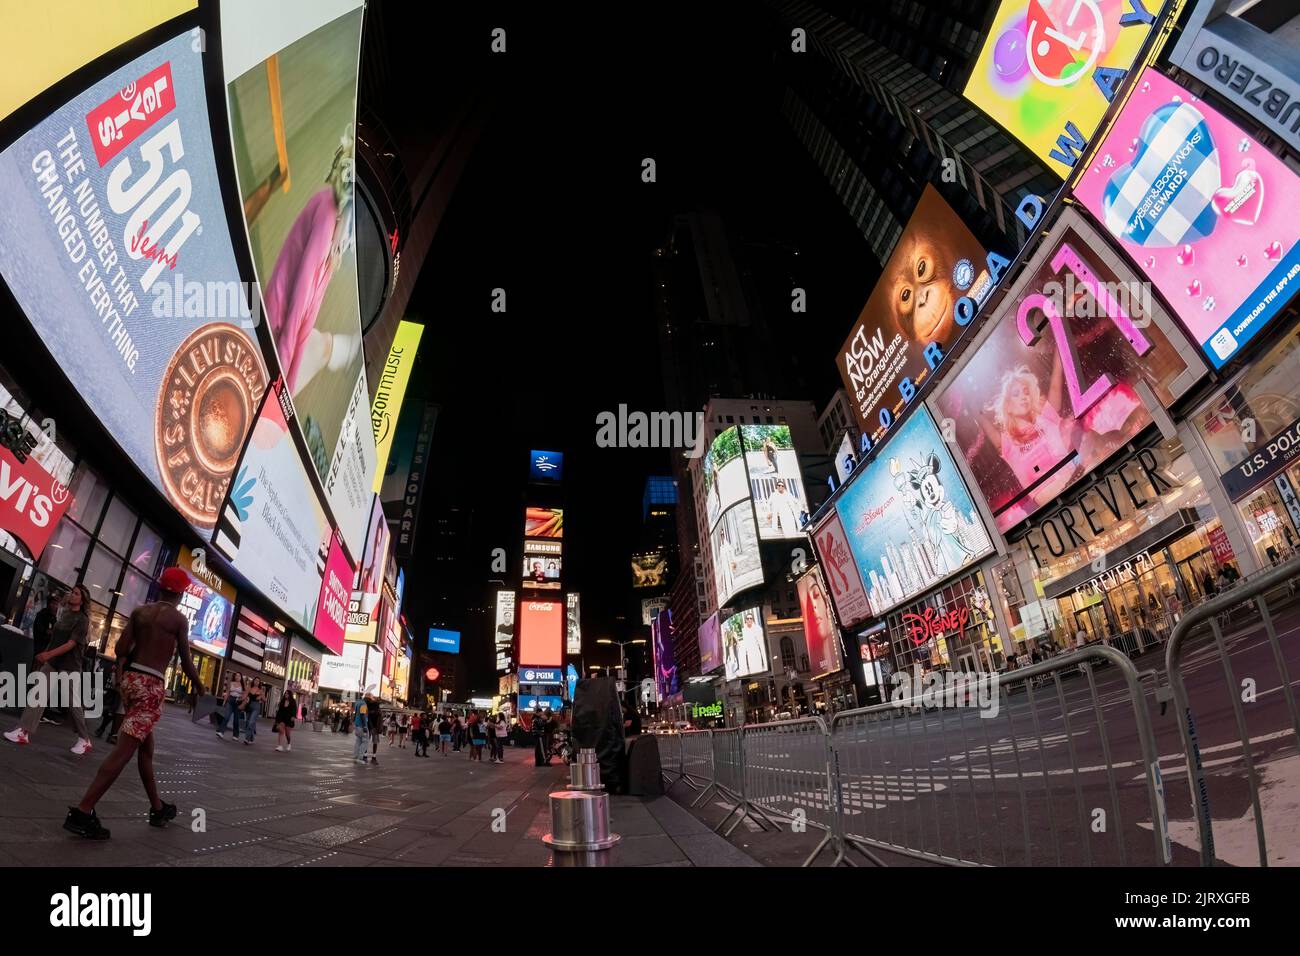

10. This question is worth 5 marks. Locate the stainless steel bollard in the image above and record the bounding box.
[568,747,604,791]
[542,791,621,851]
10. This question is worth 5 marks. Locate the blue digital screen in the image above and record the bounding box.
[530,450,563,482]
[427,629,461,653]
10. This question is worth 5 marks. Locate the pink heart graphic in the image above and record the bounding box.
[1187,279,1202,297]
[1265,241,1283,261]
[1176,244,1194,266]
[1212,169,1264,225]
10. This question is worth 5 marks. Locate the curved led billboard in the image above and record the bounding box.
[221,0,376,556]
[711,502,763,606]
[702,428,749,529]
[703,427,766,606]
[210,379,345,652]
[741,424,809,540]
[0,31,268,533]
[834,408,993,615]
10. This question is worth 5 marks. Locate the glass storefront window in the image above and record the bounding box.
[116,566,153,618]
[85,599,110,653]
[83,543,124,602]
[1028,438,1210,587]
[97,496,137,555]
[1237,473,1300,566]
[37,521,90,587]
[130,523,163,573]
[1192,332,1300,474]
[67,466,108,529]
[886,570,998,671]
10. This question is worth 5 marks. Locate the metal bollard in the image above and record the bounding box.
[543,749,620,851]
[568,747,604,791]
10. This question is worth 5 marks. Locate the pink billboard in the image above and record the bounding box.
[1075,67,1300,369]
[313,529,352,655]
[811,510,872,627]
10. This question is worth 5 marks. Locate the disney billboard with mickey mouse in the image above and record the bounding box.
[834,408,994,616]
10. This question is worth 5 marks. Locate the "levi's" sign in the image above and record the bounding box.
[0,446,72,558]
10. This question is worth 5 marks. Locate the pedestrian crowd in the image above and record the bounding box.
[343,692,514,765]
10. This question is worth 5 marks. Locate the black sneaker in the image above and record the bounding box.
[148,802,178,828]
[64,807,111,840]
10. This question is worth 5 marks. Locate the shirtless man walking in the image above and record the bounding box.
[64,567,200,839]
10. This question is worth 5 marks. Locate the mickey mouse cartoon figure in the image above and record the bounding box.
[908,452,975,575]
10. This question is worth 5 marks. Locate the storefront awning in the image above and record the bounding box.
[1042,508,1201,600]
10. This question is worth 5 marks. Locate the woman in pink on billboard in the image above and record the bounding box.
[262,129,361,395]
[973,345,1142,526]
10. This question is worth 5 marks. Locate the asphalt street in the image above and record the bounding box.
[665,594,1300,867]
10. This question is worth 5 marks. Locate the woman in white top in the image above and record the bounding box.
[216,673,245,740]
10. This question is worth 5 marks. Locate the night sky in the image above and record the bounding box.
[398,2,876,695]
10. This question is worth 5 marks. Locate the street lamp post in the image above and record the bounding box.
[595,638,646,680]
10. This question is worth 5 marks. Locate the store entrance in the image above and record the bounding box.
[955,649,982,673]
[1073,605,1108,643]
[1176,551,1217,603]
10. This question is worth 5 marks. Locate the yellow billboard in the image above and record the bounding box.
[370,320,424,493]
[962,0,1159,178]
[1,1,196,121]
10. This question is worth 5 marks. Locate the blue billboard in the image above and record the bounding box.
[834,408,993,616]
[519,667,562,684]
[520,695,564,712]
[427,628,461,653]
[529,450,564,482]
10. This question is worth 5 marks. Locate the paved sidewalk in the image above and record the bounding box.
[0,705,757,867]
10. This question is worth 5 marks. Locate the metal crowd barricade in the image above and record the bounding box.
[1164,555,1300,867]
[707,726,777,837]
[679,730,715,804]
[656,731,685,790]
[830,647,1170,867]
[739,717,846,866]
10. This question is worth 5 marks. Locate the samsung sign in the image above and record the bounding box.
[1168,0,1300,153]
[427,629,461,653]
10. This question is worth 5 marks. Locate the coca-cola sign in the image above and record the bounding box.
[902,604,970,647]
